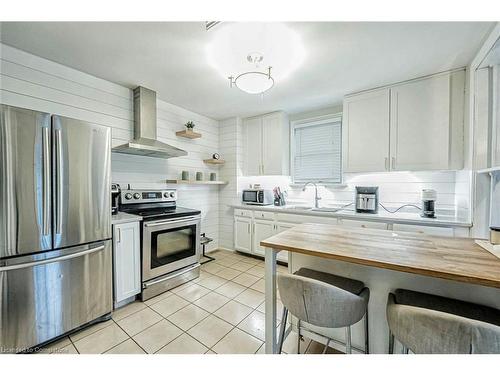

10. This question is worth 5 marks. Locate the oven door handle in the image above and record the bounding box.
[144,216,200,228]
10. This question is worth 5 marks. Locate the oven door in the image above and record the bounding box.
[142,216,201,281]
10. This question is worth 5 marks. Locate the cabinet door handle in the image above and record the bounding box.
[391,157,396,170]
[384,157,389,171]
[248,223,250,234]
[117,228,121,243]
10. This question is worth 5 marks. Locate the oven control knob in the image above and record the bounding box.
[163,192,169,198]
[170,192,175,198]
[133,193,141,199]
[124,193,132,200]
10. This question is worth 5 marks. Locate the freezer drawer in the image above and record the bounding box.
[0,241,112,352]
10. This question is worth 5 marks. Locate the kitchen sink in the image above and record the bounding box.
[286,206,347,213]
[311,208,342,213]
[287,206,313,211]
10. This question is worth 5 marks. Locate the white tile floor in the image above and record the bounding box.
[41,250,339,354]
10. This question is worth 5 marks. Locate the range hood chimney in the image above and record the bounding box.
[112,86,188,159]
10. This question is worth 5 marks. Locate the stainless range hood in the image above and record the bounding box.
[112,86,188,158]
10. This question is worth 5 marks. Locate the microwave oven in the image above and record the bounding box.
[242,189,274,205]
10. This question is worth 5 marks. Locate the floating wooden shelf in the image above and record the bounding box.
[176,129,202,139]
[166,179,228,185]
[203,159,225,165]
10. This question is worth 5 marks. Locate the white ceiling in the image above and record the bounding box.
[0,22,494,120]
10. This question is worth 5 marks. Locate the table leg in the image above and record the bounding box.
[265,247,278,354]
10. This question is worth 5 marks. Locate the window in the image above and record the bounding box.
[291,115,342,184]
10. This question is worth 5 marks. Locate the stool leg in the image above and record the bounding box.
[277,307,288,354]
[364,309,369,354]
[402,345,409,354]
[297,319,301,354]
[388,331,394,354]
[322,338,331,354]
[345,326,352,354]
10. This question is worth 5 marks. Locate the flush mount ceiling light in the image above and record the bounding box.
[228,53,274,94]
[206,23,305,95]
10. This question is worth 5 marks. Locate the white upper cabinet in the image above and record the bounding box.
[390,72,464,171]
[244,116,262,176]
[243,111,289,176]
[343,70,465,173]
[343,88,390,172]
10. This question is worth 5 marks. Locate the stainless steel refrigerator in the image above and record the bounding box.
[0,104,112,352]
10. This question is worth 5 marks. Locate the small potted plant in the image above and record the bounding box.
[185,121,195,132]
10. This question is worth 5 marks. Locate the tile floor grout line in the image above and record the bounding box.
[153,328,210,354]
[112,303,148,322]
[67,335,81,354]
[117,305,173,339]
[70,317,115,345]
[87,320,129,354]
[211,325,264,354]
[133,318,184,354]
[46,252,285,355]
[106,320,146,354]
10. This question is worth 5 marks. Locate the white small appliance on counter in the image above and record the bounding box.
[421,189,437,218]
[242,188,274,205]
[355,186,379,213]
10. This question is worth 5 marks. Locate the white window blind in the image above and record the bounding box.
[292,117,342,183]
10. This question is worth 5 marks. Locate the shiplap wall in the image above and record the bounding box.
[0,43,220,250]
[218,117,243,249]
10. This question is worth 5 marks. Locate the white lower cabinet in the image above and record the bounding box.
[252,219,291,262]
[252,219,275,257]
[234,216,252,254]
[113,221,141,307]
[234,212,292,263]
[234,209,463,263]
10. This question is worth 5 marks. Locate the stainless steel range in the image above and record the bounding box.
[119,188,201,301]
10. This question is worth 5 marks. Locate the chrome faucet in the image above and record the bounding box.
[302,182,321,209]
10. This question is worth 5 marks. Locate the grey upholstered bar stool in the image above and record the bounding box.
[386,289,500,354]
[277,268,370,354]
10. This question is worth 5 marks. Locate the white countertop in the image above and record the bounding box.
[111,212,143,225]
[231,204,472,228]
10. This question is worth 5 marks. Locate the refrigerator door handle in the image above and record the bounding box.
[0,244,105,272]
[55,128,63,235]
[42,126,50,235]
